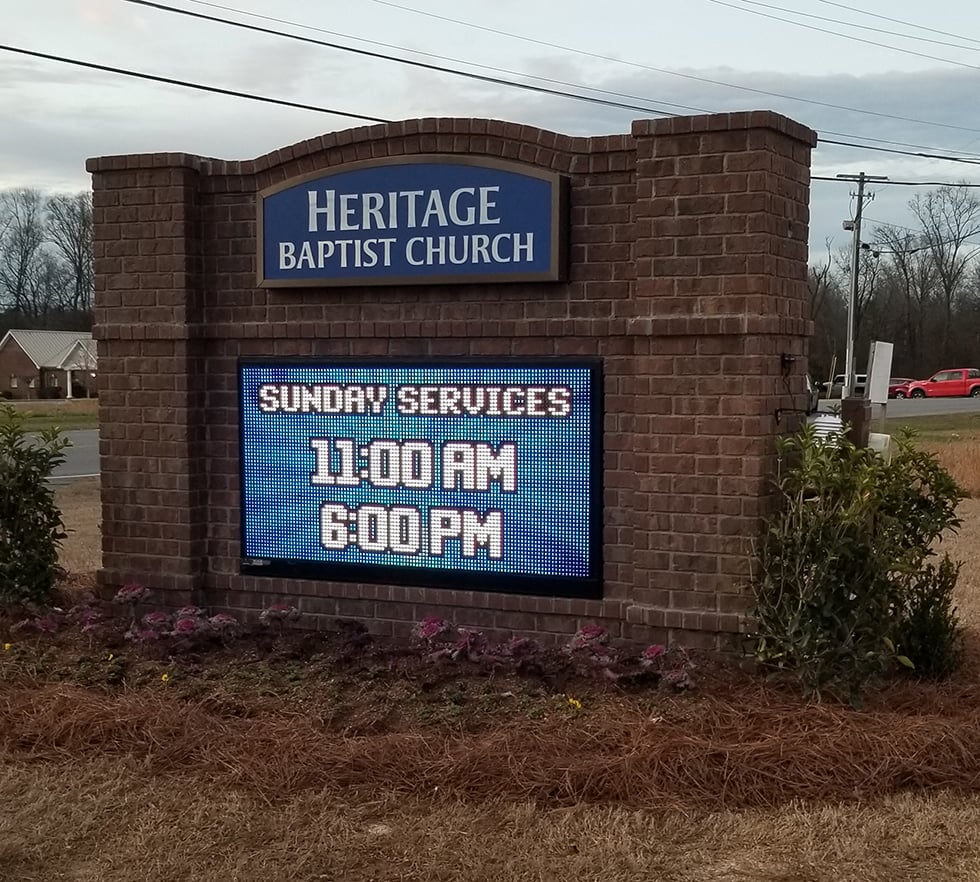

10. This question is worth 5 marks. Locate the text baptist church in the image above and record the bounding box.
[276,185,536,271]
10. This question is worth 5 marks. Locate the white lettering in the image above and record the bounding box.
[390,507,422,554]
[421,190,448,227]
[427,236,446,264]
[397,386,419,414]
[308,189,335,233]
[448,236,469,265]
[406,237,425,266]
[296,241,316,269]
[401,191,424,228]
[361,239,378,268]
[461,510,503,558]
[362,192,385,230]
[472,234,491,264]
[513,232,534,262]
[339,194,358,231]
[441,442,516,491]
[320,503,350,549]
[479,186,500,224]
[429,509,462,556]
[491,233,511,263]
[448,187,476,225]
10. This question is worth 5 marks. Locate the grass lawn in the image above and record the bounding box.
[5,397,99,432]
[879,414,980,497]
[885,411,980,441]
[3,421,979,880]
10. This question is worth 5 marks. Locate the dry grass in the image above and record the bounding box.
[54,477,101,573]
[924,440,980,497]
[1,759,979,882]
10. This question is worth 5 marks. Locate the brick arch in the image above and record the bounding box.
[188,119,635,195]
[249,118,624,174]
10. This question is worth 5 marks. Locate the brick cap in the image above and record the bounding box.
[85,152,212,174]
[632,111,818,147]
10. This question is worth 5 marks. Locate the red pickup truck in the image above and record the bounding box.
[906,368,980,398]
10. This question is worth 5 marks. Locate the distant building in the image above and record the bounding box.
[0,329,97,399]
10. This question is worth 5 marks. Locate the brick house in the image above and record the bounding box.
[0,329,98,399]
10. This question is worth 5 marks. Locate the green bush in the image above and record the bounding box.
[751,425,964,703]
[0,404,71,607]
[894,555,963,680]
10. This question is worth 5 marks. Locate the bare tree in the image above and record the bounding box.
[45,193,93,314]
[833,243,881,346]
[872,225,937,374]
[0,188,46,316]
[909,186,980,360]
[25,251,73,320]
[807,240,839,323]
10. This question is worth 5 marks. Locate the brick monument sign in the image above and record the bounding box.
[88,110,816,650]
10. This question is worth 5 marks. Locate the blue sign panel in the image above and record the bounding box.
[257,157,567,287]
[239,360,602,598]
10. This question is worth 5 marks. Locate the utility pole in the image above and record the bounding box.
[836,172,887,397]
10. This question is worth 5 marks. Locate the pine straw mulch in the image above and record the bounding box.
[3,673,980,812]
[6,570,980,813]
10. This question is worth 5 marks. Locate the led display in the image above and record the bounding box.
[239,360,602,597]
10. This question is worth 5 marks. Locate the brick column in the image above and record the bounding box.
[87,154,207,599]
[626,111,816,647]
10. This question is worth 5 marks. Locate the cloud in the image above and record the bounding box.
[3,38,979,258]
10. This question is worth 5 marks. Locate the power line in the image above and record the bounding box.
[707,0,980,72]
[129,0,980,167]
[169,0,717,117]
[720,0,980,53]
[817,139,980,166]
[819,131,980,159]
[123,0,686,118]
[861,217,980,254]
[270,0,980,139]
[813,0,980,47]
[7,16,980,173]
[813,177,980,187]
[6,40,979,175]
[178,0,705,114]
[0,43,390,123]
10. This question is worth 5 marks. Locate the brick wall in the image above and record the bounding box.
[87,111,816,650]
[0,340,40,399]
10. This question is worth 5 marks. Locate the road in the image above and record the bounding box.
[49,429,99,481]
[884,397,980,418]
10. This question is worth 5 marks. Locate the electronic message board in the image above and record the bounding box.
[239,360,602,598]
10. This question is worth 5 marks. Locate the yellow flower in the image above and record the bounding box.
[2,643,11,651]
[161,673,170,683]
[567,696,582,710]
[106,654,114,662]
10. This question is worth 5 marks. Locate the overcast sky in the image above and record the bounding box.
[4,0,980,261]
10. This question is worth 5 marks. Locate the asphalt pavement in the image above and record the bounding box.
[882,397,980,419]
[49,429,99,481]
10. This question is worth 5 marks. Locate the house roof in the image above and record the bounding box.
[0,329,97,370]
